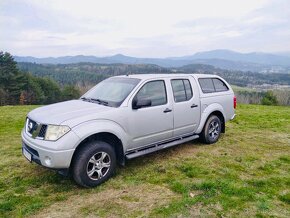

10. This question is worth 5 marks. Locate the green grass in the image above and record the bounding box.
[232,85,257,92]
[0,104,289,217]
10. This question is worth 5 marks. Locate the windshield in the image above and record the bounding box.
[81,77,140,107]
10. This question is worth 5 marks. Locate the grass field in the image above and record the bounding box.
[0,104,289,217]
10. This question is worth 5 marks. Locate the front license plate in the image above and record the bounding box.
[23,148,32,162]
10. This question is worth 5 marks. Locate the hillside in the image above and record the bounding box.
[17,62,172,86]
[14,49,290,73]
[175,49,290,66]
[177,64,290,87]
[17,62,290,87]
[0,104,289,217]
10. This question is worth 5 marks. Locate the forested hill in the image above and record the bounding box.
[17,62,290,87]
[177,64,290,87]
[14,50,290,73]
[17,62,172,86]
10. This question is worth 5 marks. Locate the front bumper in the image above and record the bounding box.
[21,129,78,169]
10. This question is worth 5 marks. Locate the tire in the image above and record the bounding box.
[200,115,221,144]
[72,140,116,188]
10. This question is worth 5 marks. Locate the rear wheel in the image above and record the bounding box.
[200,115,221,144]
[72,141,116,187]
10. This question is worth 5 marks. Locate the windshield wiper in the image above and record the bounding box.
[80,97,91,102]
[90,98,109,106]
[81,97,109,106]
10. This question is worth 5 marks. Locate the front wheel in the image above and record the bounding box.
[200,115,221,144]
[72,141,116,188]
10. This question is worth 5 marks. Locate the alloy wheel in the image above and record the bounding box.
[86,152,111,180]
[208,120,220,140]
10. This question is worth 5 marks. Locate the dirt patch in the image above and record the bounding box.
[31,184,178,218]
[189,202,221,217]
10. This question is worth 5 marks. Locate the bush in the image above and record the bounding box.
[261,91,278,106]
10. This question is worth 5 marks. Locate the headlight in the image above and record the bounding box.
[44,125,70,141]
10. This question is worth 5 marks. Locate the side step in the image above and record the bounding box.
[125,134,199,159]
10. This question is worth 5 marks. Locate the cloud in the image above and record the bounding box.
[0,0,289,57]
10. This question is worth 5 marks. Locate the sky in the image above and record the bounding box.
[1,0,290,57]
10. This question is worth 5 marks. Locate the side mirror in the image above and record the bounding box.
[132,98,152,109]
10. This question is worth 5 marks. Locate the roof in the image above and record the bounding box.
[115,73,220,80]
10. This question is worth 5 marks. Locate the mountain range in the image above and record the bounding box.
[14,49,290,73]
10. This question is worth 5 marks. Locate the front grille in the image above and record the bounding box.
[38,125,47,138]
[26,118,47,139]
[27,119,37,135]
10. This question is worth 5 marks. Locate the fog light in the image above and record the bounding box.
[44,156,52,166]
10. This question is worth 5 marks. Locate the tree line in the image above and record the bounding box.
[17,62,173,86]
[17,59,290,90]
[0,52,80,106]
[2,51,289,106]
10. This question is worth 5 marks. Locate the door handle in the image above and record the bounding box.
[163,108,172,113]
[191,104,198,108]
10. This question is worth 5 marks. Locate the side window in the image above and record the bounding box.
[198,78,215,93]
[213,78,229,92]
[135,80,167,107]
[183,79,193,100]
[171,79,193,102]
[171,80,186,102]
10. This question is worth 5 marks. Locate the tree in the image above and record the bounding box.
[22,73,45,104]
[261,91,278,106]
[37,77,62,104]
[0,51,25,105]
[62,85,81,101]
[0,88,8,105]
[19,91,25,105]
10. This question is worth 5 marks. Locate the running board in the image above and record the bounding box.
[125,134,199,159]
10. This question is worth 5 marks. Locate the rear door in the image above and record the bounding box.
[171,77,200,136]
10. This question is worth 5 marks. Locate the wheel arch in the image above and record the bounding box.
[196,103,226,134]
[71,132,125,168]
[209,111,225,133]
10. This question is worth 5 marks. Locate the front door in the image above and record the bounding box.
[127,79,174,149]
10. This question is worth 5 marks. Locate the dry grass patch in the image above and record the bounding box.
[31,184,179,218]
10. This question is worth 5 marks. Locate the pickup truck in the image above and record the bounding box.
[22,74,236,187]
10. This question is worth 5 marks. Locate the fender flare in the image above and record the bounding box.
[71,119,129,153]
[195,103,226,134]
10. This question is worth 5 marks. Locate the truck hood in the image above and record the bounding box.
[28,100,114,126]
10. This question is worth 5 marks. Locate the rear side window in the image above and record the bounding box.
[135,80,167,107]
[198,78,215,93]
[199,78,229,93]
[171,79,193,102]
[213,78,229,92]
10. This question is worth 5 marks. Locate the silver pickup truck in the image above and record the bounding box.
[22,74,236,187]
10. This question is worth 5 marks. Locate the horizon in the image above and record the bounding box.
[12,49,290,59]
[1,0,290,57]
